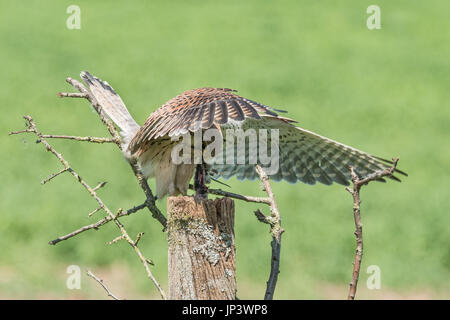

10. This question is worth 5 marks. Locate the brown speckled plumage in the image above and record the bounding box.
[128,87,291,157]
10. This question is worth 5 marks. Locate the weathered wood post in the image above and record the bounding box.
[167,196,236,300]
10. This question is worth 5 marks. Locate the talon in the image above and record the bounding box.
[194,164,208,199]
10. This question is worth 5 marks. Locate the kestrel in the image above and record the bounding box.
[81,71,406,199]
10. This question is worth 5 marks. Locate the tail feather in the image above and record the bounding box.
[80,71,140,141]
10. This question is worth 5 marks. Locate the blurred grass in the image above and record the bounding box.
[0,0,449,299]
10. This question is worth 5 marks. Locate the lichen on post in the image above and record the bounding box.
[167,196,236,300]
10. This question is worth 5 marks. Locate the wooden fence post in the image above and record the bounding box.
[167,196,236,300]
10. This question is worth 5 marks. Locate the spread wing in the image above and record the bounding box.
[209,116,407,185]
[128,87,289,156]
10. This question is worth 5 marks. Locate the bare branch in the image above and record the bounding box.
[92,181,107,192]
[88,206,104,217]
[255,166,283,241]
[346,158,399,300]
[9,129,118,144]
[58,92,89,98]
[107,235,126,245]
[42,134,118,144]
[8,129,34,135]
[41,167,70,185]
[255,165,284,300]
[189,184,272,205]
[134,232,144,246]
[48,202,147,245]
[146,258,155,266]
[86,270,120,300]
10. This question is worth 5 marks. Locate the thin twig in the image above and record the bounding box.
[92,181,107,192]
[41,167,69,185]
[49,203,147,245]
[8,129,34,135]
[88,206,104,217]
[134,232,144,246]
[41,134,119,144]
[9,131,118,144]
[107,235,126,245]
[86,270,120,300]
[255,165,284,300]
[346,158,399,300]
[58,92,89,98]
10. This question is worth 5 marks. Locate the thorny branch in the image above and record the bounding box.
[10,116,166,299]
[346,158,399,300]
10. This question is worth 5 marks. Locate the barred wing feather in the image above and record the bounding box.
[210,117,406,186]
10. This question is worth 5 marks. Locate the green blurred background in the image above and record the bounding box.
[1,0,449,299]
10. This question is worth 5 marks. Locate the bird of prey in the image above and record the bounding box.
[80,71,406,199]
